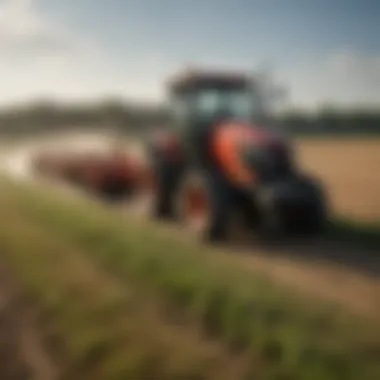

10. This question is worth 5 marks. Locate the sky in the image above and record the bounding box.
[0,0,379,110]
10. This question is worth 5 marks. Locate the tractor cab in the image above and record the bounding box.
[166,68,269,166]
[168,68,266,130]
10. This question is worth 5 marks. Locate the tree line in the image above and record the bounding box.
[0,99,379,137]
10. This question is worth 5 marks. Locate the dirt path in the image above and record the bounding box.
[2,131,380,323]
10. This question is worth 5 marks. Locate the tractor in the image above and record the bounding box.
[144,68,328,242]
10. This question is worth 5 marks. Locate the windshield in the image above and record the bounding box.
[194,88,263,122]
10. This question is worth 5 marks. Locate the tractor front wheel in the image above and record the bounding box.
[255,174,328,239]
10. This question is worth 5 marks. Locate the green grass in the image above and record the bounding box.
[328,218,380,250]
[0,179,379,380]
[0,182,246,380]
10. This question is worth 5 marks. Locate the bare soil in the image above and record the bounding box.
[296,138,380,222]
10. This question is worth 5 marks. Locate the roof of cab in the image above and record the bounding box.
[168,67,253,92]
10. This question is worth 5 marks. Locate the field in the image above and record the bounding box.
[296,138,380,222]
[0,135,379,380]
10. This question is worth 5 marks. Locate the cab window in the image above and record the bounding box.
[195,90,221,118]
[170,95,189,125]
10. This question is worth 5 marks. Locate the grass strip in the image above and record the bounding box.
[329,218,380,250]
[0,187,253,380]
[2,180,380,380]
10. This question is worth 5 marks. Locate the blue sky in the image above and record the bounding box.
[1,0,379,109]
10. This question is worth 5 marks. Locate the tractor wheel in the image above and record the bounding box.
[288,174,328,235]
[255,174,328,239]
[176,174,210,235]
[149,154,185,220]
[177,172,233,243]
[255,187,287,240]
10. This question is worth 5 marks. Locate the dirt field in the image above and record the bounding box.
[296,138,380,222]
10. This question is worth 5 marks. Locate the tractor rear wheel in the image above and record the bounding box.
[177,174,210,235]
[150,157,185,220]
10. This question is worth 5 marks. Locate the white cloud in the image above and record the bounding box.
[0,0,175,104]
[0,0,113,103]
[280,50,380,110]
[0,0,76,57]
[0,1,379,110]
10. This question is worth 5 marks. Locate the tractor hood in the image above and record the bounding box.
[211,121,294,187]
[238,124,294,182]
